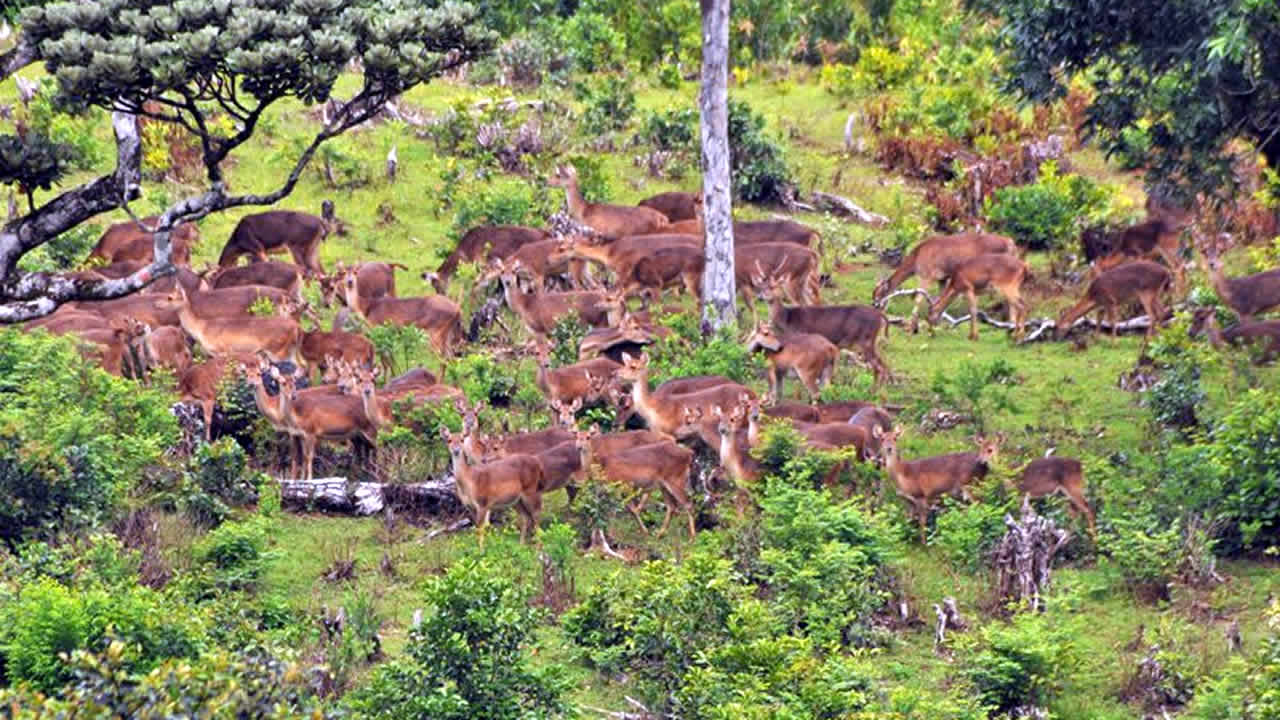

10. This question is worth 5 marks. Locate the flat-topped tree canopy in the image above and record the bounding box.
[0,0,495,323]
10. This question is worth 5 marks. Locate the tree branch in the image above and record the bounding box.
[0,37,36,84]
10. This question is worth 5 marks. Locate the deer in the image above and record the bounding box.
[744,322,838,403]
[170,283,302,363]
[240,357,306,476]
[427,225,551,294]
[713,404,762,484]
[549,164,670,238]
[298,327,376,382]
[87,216,199,266]
[1190,307,1280,364]
[872,231,1019,333]
[202,261,303,297]
[354,367,459,432]
[320,261,405,308]
[1055,260,1171,340]
[927,253,1030,341]
[442,427,544,545]
[738,246,821,305]
[734,219,823,252]
[1199,234,1280,323]
[277,369,377,482]
[534,428,596,504]
[552,234,698,292]
[1087,199,1193,289]
[624,244,704,304]
[1015,454,1096,539]
[122,316,191,377]
[534,344,620,408]
[217,201,336,276]
[761,275,891,385]
[176,284,297,319]
[66,294,182,329]
[341,269,464,363]
[594,437,696,539]
[616,352,756,437]
[637,190,702,222]
[874,426,1001,543]
[495,260,610,341]
[477,239,576,291]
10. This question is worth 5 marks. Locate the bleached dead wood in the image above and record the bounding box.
[810,191,890,227]
[993,498,1070,611]
[426,516,473,539]
[278,476,463,516]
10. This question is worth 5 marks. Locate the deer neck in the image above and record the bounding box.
[571,243,612,267]
[1205,315,1225,349]
[361,387,390,428]
[746,414,761,448]
[450,450,478,507]
[629,373,667,430]
[250,382,289,429]
[719,429,753,482]
[1206,263,1237,307]
[560,177,588,220]
[881,257,916,297]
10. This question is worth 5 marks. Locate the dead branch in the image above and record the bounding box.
[809,190,890,227]
[993,498,1070,611]
[426,516,473,540]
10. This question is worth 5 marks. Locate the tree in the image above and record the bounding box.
[0,0,495,323]
[699,0,736,332]
[986,0,1280,198]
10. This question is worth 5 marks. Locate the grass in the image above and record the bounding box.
[4,44,1279,719]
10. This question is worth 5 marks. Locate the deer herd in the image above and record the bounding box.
[9,167,1279,549]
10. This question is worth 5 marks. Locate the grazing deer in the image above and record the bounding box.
[341,270,464,362]
[548,164,670,237]
[734,219,823,252]
[745,322,838,403]
[496,260,609,341]
[202,261,302,297]
[67,294,182,329]
[171,284,302,363]
[177,284,297,318]
[1087,200,1192,289]
[762,276,891,385]
[277,370,377,482]
[1015,455,1095,538]
[1191,308,1280,364]
[927,253,1030,340]
[1055,260,1171,340]
[428,225,551,294]
[764,401,821,423]
[442,428,544,545]
[217,202,336,276]
[87,216,199,266]
[874,426,1001,543]
[616,353,756,436]
[1199,235,1280,323]
[637,190,702,222]
[872,231,1018,333]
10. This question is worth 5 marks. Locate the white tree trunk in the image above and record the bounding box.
[699,0,736,332]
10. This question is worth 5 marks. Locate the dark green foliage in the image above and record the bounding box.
[565,154,612,204]
[194,517,273,593]
[449,179,550,241]
[345,559,571,720]
[985,0,1280,195]
[963,611,1078,714]
[1144,359,1206,430]
[575,74,636,135]
[647,311,763,386]
[184,438,262,528]
[985,166,1111,251]
[640,105,699,151]
[1205,387,1280,549]
[18,224,100,273]
[446,352,518,405]
[1183,600,1280,719]
[0,133,77,207]
[929,357,1018,433]
[932,493,1011,571]
[561,12,626,72]
[0,643,335,718]
[549,312,588,367]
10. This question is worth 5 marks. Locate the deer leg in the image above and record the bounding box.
[967,288,980,341]
[477,507,491,548]
[202,399,215,442]
[909,284,925,334]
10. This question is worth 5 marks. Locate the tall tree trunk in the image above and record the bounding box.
[699,0,736,332]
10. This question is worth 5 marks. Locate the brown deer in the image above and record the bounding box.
[240,357,305,476]
[1015,455,1095,538]
[341,271,464,362]
[202,261,303,296]
[87,216,199,266]
[735,219,823,252]
[1055,260,1171,340]
[625,244,704,304]
[354,367,459,430]
[171,284,302,363]
[1087,199,1192,289]
[496,260,609,340]
[177,284,297,318]
[1191,307,1280,364]
[534,344,620,407]
[874,426,1001,543]
[872,231,1018,333]
[616,353,756,436]
[320,261,405,308]
[299,328,376,382]
[553,234,698,290]
[217,202,336,276]
[535,428,596,504]
[442,428,544,545]
[122,317,191,377]
[713,404,763,488]
[927,253,1030,340]
[427,225,551,294]
[637,190,702,222]
[595,437,696,539]
[745,322,838,403]
[1199,235,1280,323]
[549,164,670,238]
[277,370,377,482]
[762,276,891,385]
[66,294,182,329]
[739,246,821,305]
[815,401,880,424]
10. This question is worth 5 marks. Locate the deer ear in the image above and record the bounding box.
[871,425,883,439]
[620,352,633,366]
[440,427,452,441]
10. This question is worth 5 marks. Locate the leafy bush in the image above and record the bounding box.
[1205,387,1280,549]
[1144,358,1206,430]
[449,178,550,241]
[640,106,699,151]
[445,352,518,406]
[194,517,273,592]
[929,358,1018,433]
[985,163,1114,251]
[0,577,205,693]
[576,74,636,135]
[932,494,1011,570]
[728,98,792,204]
[561,12,626,72]
[0,643,335,718]
[18,224,101,273]
[962,611,1078,714]
[757,481,893,648]
[566,154,612,204]
[498,31,556,87]
[646,312,763,386]
[189,438,262,508]
[1100,513,1185,600]
[549,312,589,367]
[345,559,571,720]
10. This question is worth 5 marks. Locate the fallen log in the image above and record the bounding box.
[810,190,890,227]
[278,476,463,517]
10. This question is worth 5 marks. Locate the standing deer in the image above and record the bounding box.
[442,427,544,546]
[277,370,377,482]
[874,426,1001,543]
[217,201,336,276]
[428,225,551,294]
[872,231,1018,333]
[616,353,756,437]
[762,275,891,385]
[744,322,838,403]
[1015,455,1095,538]
[637,190,702,222]
[548,164,670,237]
[927,253,1030,340]
[87,216,200,266]
[341,269,464,363]
[1190,308,1280,364]
[170,284,302,363]
[1199,235,1280,323]
[1055,260,1171,340]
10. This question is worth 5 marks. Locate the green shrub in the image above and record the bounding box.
[498,31,556,87]
[1144,358,1206,430]
[1183,599,1280,720]
[576,74,636,135]
[962,611,1078,714]
[365,322,430,378]
[562,12,626,72]
[189,438,262,507]
[646,312,764,386]
[727,98,792,204]
[932,494,1011,570]
[18,224,101,273]
[345,559,571,720]
[449,179,550,241]
[929,358,1018,434]
[0,577,205,693]
[445,352,518,406]
[640,106,699,151]
[566,154,612,204]
[757,481,893,648]
[1205,387,1280,549]
[195,517,273,592]
[1100,513,1184,599]
[985,162,1116,251]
